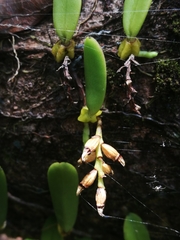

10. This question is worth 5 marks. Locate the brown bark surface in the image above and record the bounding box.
[0,0,180,239]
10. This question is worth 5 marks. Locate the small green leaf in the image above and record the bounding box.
[123,212,151,240]
[138,51,158,58]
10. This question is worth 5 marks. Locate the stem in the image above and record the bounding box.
[98,171,105,188]
[95,118,102,137]
[94,157,105,188]
[82,122,90,145]
[94,119,105,188]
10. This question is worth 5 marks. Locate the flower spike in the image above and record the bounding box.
[77,118,125,216]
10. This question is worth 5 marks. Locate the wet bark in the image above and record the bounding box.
[0,0,180,239]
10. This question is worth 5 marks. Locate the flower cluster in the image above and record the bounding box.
[76,118,125,216]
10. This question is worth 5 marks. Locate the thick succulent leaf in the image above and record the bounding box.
[123,212,151,240]
[53,0,82,43]
[123,0,152,37]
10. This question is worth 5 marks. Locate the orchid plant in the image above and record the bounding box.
[118,0,158,60]
[51,0,82,63]
[77,37,125,216]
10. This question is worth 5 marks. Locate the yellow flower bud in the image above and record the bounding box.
[77,152,96,166]
[102,162,114,175]
[76,185,83,195]
[101,143,125,166]
[85,135,101,151]
[76,169,97,195]
[83,151,96,163]
[82,135,101,161]
[95,187,106,216]
[77,158,83,166]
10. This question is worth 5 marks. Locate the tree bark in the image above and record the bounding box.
[0,0,180,239]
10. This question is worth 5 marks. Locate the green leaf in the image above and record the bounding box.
[48,162,79,233]
[53,0,82,43]
[41,215,63,240]
[123,212,151,240]
[83,37,107,116]
[75,237,93,240]
[123,0,152,37]
[0,167,8,229]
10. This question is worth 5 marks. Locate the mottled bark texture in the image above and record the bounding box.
[0,0,180,239]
